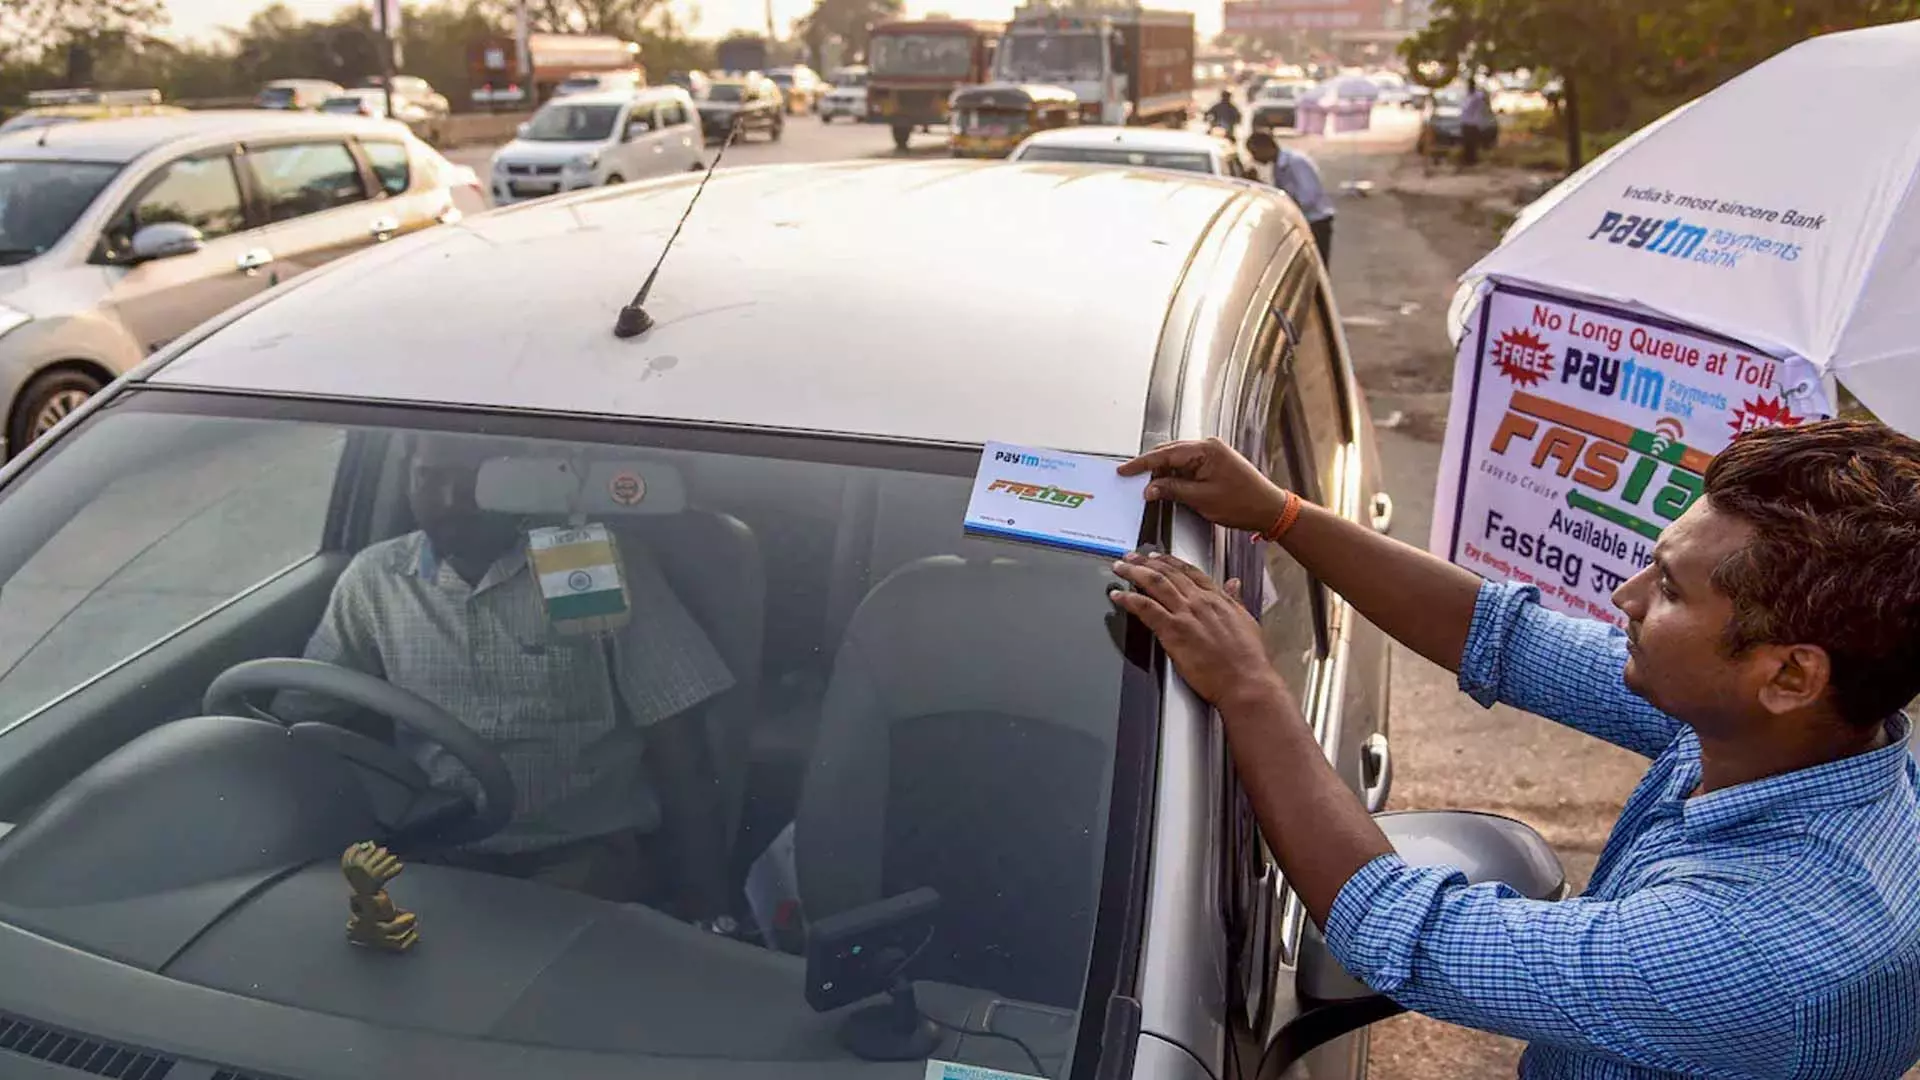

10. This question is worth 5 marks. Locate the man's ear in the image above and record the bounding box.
[1755,642,1832,716]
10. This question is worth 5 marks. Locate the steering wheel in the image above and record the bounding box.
[203,658,516,845]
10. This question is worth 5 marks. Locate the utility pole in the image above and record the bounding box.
[376,0,399,119]
[516,0,534,108]
[765,0,776,44]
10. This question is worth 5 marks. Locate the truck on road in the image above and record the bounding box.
[867,19,1003,151]
[990,6,1195,127]
[468,33,642,109]
[716,35,771,76]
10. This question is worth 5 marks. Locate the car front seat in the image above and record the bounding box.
[795,555,1123,1008]
[619,510,765,869]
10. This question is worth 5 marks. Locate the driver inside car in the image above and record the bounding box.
[277,434,736,917]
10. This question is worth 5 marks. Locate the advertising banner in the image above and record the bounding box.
[1430,284,1831,628]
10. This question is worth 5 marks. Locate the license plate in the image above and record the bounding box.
[978,124,1008,136]
[510,181,556,196]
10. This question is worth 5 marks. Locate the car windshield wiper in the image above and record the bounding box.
[0,247,44,265]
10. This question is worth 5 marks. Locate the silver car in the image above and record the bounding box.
[0,161,1562,1080]
[0,111,485,457]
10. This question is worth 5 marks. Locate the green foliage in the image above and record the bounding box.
[795,0,904,65]
[0,0,724,112]
[1403,0,1920,170]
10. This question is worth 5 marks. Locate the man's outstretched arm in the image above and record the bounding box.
[1119,438,1482,673]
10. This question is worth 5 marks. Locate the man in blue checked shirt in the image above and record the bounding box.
[1110,419,1920,1078]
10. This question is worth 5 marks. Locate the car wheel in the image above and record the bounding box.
[770,119,783,141]
[605,174,624,186]
[688,160,706,172]
[9,367,103,457]
[892,124,911,150]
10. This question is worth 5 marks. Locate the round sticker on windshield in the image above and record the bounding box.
[609,471,646,506]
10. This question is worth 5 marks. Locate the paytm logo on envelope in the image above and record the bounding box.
[992,448,1071,471]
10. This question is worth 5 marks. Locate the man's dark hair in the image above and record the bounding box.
[1704,418,1920,726]
[1246,129,1277,157]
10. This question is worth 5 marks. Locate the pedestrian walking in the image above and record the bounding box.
[1461,79,1496,166]
[1109,419,1920,1078]
[1203,89,1242,135]
[1245,129,1335,267]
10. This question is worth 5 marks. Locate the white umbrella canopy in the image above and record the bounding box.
[1465,19,1920,433]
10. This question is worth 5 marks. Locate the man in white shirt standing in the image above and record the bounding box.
[1247,129,1336,268]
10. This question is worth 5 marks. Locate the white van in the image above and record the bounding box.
[488,87,703,204]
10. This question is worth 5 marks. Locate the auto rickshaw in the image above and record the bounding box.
[947,83,1081,159]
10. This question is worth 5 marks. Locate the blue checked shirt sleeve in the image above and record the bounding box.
[1324,855,1793,1075]
[1458,580,1681,758]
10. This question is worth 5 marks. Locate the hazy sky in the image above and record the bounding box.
[159,0,1224,44]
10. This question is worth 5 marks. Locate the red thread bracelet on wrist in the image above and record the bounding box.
[1259,491,1303,542]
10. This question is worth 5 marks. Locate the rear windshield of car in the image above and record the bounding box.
[0,159,122,265]
[1015,145,1216,175]
[703,85,746,103]
[320,97,367,113]
[0,393,1144,1071]
[257,87,297,107]
[522,102,621,141]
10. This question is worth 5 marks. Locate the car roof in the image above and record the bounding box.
[150,160,1246,456]
[1016,126,1228,155]
[0,110,406,163]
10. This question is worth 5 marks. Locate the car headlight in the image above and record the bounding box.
[568,152,599,171]
[0,302,30,340]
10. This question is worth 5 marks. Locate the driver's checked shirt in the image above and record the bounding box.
[1325,581,1920,1079]
[284,531,733,855]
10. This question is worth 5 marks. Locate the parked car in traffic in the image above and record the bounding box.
[320,88,449,145]
[488,87,703,205]
[0,111,483,457]
[0,158,1567,1080]
[1368,70,1413,107]
[1249,79,1314,131]
[818,65,869,122]
[1008,126,1254,178]
[765,65,822,113]
[553,70,645,98]
[665,70,712,98]
[0,89,184,134]
[1419,85,1492,153]
[697,76,784,142]
[254,79,344,111]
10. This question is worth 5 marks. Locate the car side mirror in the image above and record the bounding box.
[128,221,205,263]
[1275,811,1567,1070]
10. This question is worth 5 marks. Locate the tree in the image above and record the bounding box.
[1404,0,1920,171]
[0,0,166,86]
[796,0,903,65]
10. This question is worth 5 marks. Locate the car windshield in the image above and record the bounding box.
[768,73,794,87]
[257,86,298,107]
[321,96,374,114]
[704,84,746,103]
[832,70,869,87]
[557,78,601,93]
[1016,145,1215,174]
[869,33,975,78]
[996,33,1103,82]
[0,159,121,265]
[1258,83,1300,101]
[0,395,1135,1071]
[522,103,621,141]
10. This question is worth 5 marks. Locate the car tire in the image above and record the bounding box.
[770,120,783,142]
[605,174,624,186]
[892,124,911,151]
[9,367,103,457]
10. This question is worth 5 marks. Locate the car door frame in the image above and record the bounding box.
[349,134,444,241]
[654,95,701,171]
[90,141,279,357]
[1212,232,1388,1080]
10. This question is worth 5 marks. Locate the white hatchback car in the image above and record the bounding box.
[1008,126,1254,179]
[488,87,703,204]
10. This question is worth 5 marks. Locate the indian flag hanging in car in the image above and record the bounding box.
[527,523,632,635]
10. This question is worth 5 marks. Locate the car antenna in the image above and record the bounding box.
[613,115,743,339]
